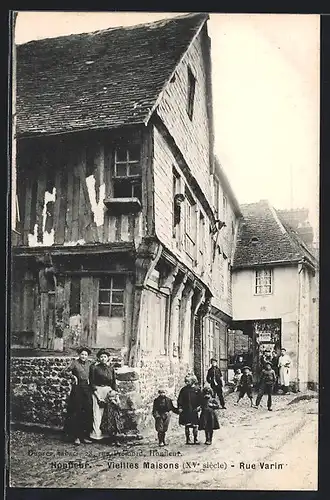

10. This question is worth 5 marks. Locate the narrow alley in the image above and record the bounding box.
[9,391,318,490]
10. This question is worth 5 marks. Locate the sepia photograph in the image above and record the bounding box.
[8,10,319,490]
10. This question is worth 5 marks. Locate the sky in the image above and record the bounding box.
[14,11,320,239]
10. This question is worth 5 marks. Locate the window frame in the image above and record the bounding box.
[254,268,273,295]
[98,275,126,318]
[213,176,220,217]
[187,66,196,120]
[184,189,197,259]
[113,143,142,201]
[222,194,228,222]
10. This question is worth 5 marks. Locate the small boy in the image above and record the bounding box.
[152,389,178,446]
[255,362,276,411]
[235,366,254,406]
[233,368,242,391]
[199,386,220,445]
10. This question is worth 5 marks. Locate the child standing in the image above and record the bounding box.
[233,368,242,391]
[198,386,220,445]
[152,389,178,446]
[235,366,254,406]
[177,374,203,445]
[255,362,276,411]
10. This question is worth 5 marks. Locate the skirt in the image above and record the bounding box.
[100,400,124,436]
[179,409,200,426]
[198,409,220,431]
[63,383,93,438]
[90,386,113,440]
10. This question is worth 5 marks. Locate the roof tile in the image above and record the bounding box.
[16,13,208,137]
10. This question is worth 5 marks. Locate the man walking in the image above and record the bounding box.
[278,348,291,394]
[206,358,226,409]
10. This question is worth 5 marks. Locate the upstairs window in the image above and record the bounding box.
[113,144,142,200]
[187,66,196,120]
[184,189,197,259]
[98,275,125,318]
[213,177,220,217]
[255,269,272,295]
[222,194,228,222]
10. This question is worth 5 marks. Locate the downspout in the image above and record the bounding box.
[297,260,304,392]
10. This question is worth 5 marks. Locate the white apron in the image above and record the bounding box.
[90,386,112,440]
[278,354,291,386]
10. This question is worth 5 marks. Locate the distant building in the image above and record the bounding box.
[231,200,318,391]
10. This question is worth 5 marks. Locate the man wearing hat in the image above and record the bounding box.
[255,361,276,411]
[206,358,226,409]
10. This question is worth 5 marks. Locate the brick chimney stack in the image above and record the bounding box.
[277,208,314,249]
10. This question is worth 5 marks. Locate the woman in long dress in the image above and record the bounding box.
[62,347,93,445]
[89,349,119,442]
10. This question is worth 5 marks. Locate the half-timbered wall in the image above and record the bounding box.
[15,127,150,250]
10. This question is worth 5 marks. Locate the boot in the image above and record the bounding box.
[162,432,167,446]
[209,430,213,445]
[249,398,253,407]
[158,432,164,447]
[185,427,192,445]
[193,427,199,445]
[204,431,209,445]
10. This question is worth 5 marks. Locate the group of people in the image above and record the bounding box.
[152,350,292,446]
[232,348,292,411]
[62,346,292,448]
[62,347,121,446]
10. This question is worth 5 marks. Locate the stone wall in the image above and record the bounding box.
[137,353,190,428]
[10,356,144,435]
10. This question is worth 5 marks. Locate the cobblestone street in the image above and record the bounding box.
[9,390,318,490]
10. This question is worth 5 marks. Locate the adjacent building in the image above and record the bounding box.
[231,200,318,391]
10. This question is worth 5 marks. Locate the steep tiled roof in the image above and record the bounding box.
[16,13,208,137]
[232,200,316,269]
[214,157,242,217]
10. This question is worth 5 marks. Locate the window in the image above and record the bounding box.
[184,191,197,258]
[222,195,228,222]
[199,212,205,268]
[223,254,229,298]
[172,169,181,238]
[98,275,125,317]
[113,144,142,200]
[213,177,220,217]
[255,269,272,295]
[187,66,196,120]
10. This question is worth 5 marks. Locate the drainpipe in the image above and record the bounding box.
[297,260,304,392]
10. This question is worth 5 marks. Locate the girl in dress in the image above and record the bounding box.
[198,386,220,445]
[177,374,203,445]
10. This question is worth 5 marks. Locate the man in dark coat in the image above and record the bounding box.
[206,358,226,409]
[235,366,254,407]
[255,362,276,411]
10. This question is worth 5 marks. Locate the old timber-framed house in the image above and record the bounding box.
[11,13,236,429]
